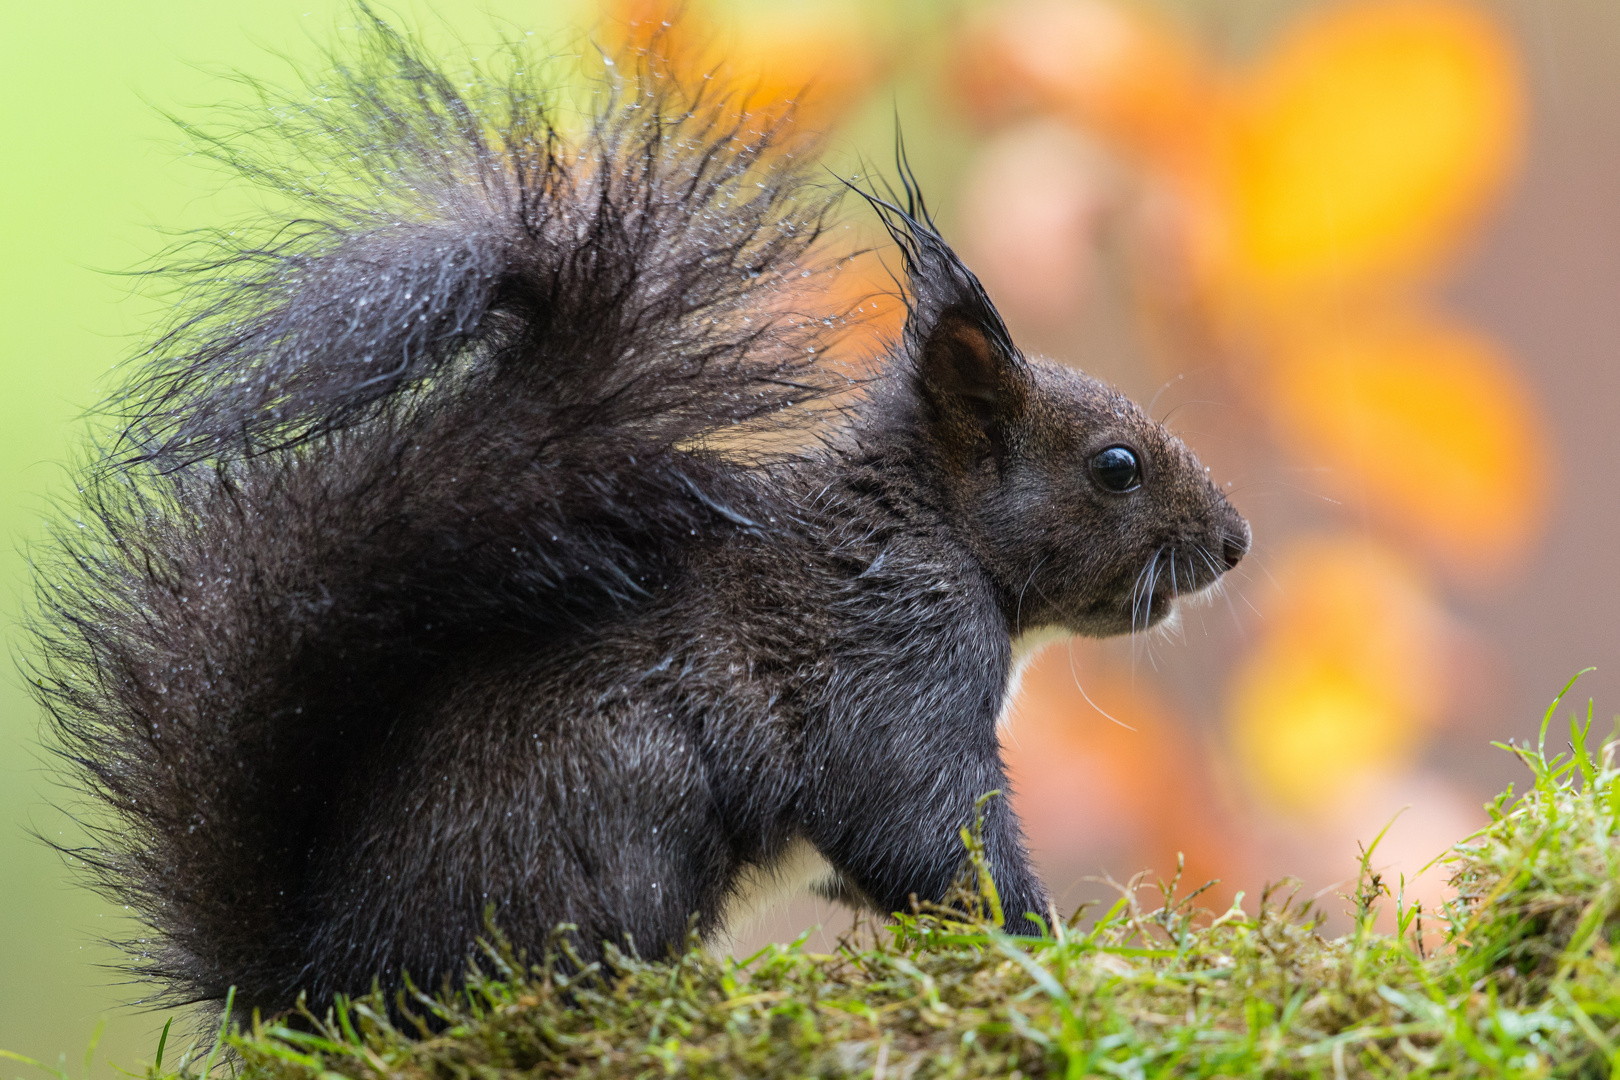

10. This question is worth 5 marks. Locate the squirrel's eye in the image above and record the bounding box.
[1090,445,1141,493]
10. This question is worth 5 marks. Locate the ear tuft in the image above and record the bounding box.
[847,142,1029,452]
[922,309,1002,407]
[913,307,1029,463]
[917,307,1024,434]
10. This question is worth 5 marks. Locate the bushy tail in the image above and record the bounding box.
[30,12,850,1012]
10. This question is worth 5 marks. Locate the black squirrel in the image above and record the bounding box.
[31,16,1249,1018]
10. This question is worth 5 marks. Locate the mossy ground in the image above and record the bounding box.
[8,677,1620,1079]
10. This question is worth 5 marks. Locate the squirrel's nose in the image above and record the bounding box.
[1221,519,1251,570]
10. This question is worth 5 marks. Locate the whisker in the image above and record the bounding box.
[1242,543,1284,593]
[1147,372,1185,416]
[1158,399,1230,427]
[1218,544,1270,618]
[1066,639,1136,731]
[1179,548,1193,642]
[1130,544,1160,638]
[1148,364,1216,419]
[1199,544,1231,594]
[1014,554,1050,638]
[1223,587,1247,636]
[1220,478,1343,504]
[1129,544,1164,678]
[1167,547,1188,646]
[1186,548,1210,637]
[1142,548,1165,670]
[1196,544,1245,640]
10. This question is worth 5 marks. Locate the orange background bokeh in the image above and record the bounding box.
[654,0,1610,950]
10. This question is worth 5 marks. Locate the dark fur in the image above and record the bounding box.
[30,16,1249,1018]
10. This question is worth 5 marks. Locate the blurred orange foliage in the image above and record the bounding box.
[1214,0,1523,306]
[604,1,907,352]
[1006,649,1233,899]
[953,0,1537,569]
[1266,311,1550,571]
[950,0,1539,825]
[606,0,886,134]
[953,0,1209,162]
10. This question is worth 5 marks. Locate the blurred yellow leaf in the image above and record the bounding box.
[1232,652,1410,813]
[1265,311,1549,573]
[1226,537,1445,814]
[1217,0,1523,302]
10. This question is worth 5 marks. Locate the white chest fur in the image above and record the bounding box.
[999,625,1070,730]
[717,837,839,948]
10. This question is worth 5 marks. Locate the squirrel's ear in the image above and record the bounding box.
[915,307,1027,449]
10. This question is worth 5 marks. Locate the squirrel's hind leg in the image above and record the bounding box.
[290,670,736,1010]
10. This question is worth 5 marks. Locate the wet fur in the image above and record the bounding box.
[30,15,1248,1018]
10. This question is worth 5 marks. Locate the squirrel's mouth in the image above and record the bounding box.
[1128,585,1184,633]
[1138,586,1176,626]
[1129,545,1228,632]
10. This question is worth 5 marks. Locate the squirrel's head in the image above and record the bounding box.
[859,180,1249,639]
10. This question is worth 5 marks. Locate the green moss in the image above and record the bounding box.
[13,676,1620,1078]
